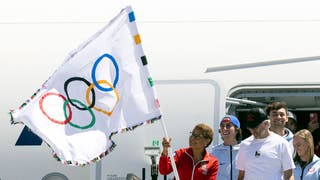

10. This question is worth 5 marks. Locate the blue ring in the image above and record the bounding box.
[91,53,119,92]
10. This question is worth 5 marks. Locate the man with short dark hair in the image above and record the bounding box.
[265,101,294,142]
[236,108,295,180]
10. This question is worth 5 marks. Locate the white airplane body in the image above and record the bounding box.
[1,1,320,179]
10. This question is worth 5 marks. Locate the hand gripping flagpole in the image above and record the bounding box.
[160,117,180,180]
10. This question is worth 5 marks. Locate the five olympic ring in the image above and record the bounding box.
[39,53,120,130]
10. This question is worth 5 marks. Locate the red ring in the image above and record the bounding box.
[39,92,72,124]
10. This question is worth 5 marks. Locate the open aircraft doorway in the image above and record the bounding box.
[226,83,320,139]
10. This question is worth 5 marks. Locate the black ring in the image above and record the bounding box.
[64,77,96,110]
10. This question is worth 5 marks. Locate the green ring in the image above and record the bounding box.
[63,99,96,129]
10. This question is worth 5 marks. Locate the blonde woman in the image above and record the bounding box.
[293,129,320,179]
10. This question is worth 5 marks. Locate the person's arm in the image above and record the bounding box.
[159,154,173,175]
[159,137,173,175]
[283,169,294,180]
[237,170,245,180]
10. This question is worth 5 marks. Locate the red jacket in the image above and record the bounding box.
[159,147,218,180]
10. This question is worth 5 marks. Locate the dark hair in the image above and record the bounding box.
[236,128,243,143]
[194,123,213,148]
[265,101,288,115]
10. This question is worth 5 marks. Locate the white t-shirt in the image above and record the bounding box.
[236,132,295,180]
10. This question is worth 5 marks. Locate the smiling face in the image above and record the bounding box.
[189,127,211,151]
[219,121,237,141]
[269,108,288,129]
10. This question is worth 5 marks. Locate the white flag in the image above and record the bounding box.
[10,6,162,166]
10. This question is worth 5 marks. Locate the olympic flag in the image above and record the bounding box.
[10,6,162,166]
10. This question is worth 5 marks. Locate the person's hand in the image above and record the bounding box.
[162,137,171,148]
[307,121,319,133]
[161,137,171,156]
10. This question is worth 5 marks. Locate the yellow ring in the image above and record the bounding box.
[86,80,120,116]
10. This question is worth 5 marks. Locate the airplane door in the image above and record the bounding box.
[101,79,225,179]
[155,79,225,148]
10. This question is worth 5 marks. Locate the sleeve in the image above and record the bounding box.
[207,158,219,180]
[158,154,173,175]
[281,141,295,171]
[159,149,181,175]
[236,144,245,171]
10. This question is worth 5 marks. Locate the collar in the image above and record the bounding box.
[186,147,210,162]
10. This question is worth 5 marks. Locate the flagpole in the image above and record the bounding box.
[160,118,180,180]
[89,161,102,180]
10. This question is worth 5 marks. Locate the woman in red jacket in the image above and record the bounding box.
[159,123,218,180]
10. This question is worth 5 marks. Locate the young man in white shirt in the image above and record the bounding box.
[236,107,295,180]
